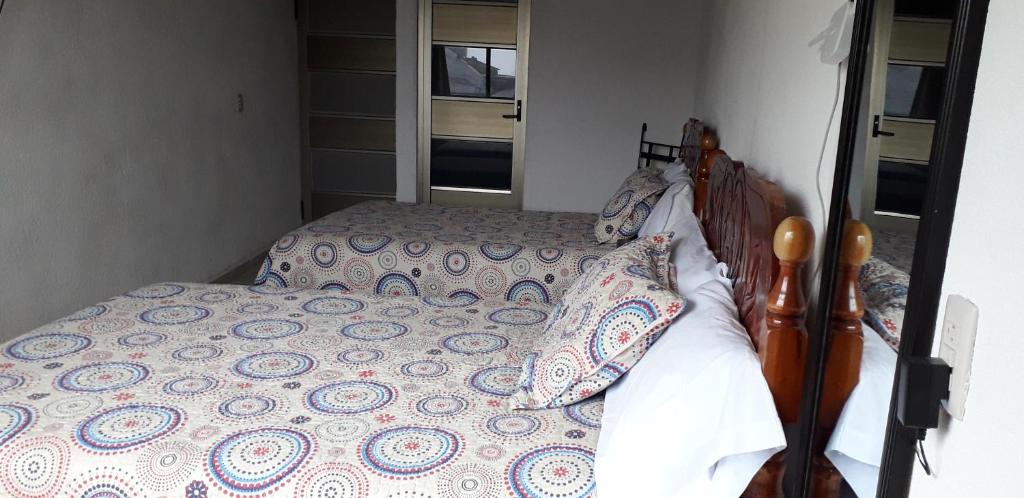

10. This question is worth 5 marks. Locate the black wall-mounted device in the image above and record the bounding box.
[897,356,952,430]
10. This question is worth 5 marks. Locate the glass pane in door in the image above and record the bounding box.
[431,139,513,191]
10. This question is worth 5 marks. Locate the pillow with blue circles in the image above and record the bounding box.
[595,168,671,244]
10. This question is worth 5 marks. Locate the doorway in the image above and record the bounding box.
[417,0,530,209]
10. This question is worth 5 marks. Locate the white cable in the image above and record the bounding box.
[811,61,846,285]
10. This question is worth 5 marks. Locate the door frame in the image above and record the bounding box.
[416,0,531,207]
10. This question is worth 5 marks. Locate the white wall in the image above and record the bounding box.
[695,0,852,257]
[908,1,1024,495]
[0,0,300,339]
[523,0,703,213]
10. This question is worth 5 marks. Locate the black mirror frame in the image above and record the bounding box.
[787,0,991,497]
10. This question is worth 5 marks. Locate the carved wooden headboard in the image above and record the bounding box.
[685,119,871,498]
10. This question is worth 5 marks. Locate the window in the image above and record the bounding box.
[432,45,516,100]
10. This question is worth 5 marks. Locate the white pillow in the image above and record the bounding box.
[661,159,691,183]
[596,278,787,498]
[639,180,695,237]
[668,207,721,296]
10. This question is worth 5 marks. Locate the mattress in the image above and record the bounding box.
[256,201,613,304]
[0,283,602,497]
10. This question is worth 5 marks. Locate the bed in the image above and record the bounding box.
[254,121,708,304]
[0,128,874,498]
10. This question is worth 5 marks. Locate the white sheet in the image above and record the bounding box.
[826,323,898,498]
[596,277,787,498]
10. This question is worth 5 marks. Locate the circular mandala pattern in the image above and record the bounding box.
[348,234,393,254]
[577,255,601,276]
[311,242,339,268]
[601,190,633,218]
[161,375,221,397]
[230,318,305,340]
[77,317,135,335]
[507,445,595,498]
[479,241,524,262]
[484,413,541,438]
[340,321,410,341]
[55,362,150,393]
[443,250,471,277]
[316,418,371,443]
[359,426,463,479]
[170,344,224,363]
[135,440,201,492]
[402,241,431,259]
[237,302,281,315]
[116,331,168,349]
[0,373,26,393]
[67,467,141,497]
[475,266,508,296]
[63,304,109,321]
[562,397,603,429]
[438,463,500,498]
[378,250,398,270]
[305,380,395,415]
[618,201,651,237]
[4,333,93,361]
[192,290,238,304]
[338,348,385,365]
[466,366,521,397]
[0,404,36,446]
[413,394,469,419]
[125,284,185,299]
[476,444,504,461]
[510,258,531,277]
[399,359,449,379]
[429,315,471,329]
[74,404,185,453]
[295,462,370,498]
[506,279,550,304]
[376,272,419,297]
[233,351,317,380]
[449,290,481,304]
[288,334,343,352]
[274,233,300,252]
[218,394,278,420]
[441,333,509,355]
[139,305,211,325]
[42,395,103,419]
[590,298,660,363]
[0,436,70,498]
[486,308,548,326]
[378,305,420,319]
[206,428,315,495]
[320,281,352,292]
[536,248,564,264]
[343,259,375,288]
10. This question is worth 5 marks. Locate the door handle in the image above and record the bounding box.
[873,115,895,138]
[502,100,522,122]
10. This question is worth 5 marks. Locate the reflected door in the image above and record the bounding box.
[418,0,529,209]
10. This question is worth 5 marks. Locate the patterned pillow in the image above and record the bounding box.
[595,168,671,244]
[859,257,909,351]
[513,233,686,409]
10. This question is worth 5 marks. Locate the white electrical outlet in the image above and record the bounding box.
[937,295,979,421]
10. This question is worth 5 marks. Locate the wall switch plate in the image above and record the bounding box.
[938,295,979,421]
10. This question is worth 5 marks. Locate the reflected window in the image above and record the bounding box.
[884,64,945,120]
[432,45,516,100]
[431,139,513,191]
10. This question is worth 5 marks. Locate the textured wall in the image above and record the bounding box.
[0,0,300,338]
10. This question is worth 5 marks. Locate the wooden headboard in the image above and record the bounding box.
[687,119,872,498]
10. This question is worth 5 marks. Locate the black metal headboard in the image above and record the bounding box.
[636,118,705,169]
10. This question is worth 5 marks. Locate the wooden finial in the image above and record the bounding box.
[773,217,814,264]
[840,220,872,267]
[700,131,719,152]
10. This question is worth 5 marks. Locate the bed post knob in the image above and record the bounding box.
[840,220,872,267]
[700,131,719,152]
[773,216,814,264]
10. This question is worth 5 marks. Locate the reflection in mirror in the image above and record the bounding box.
[815,0,961,497]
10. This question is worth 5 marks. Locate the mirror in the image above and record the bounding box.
[803,0,976,497]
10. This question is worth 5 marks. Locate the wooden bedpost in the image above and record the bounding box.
[744,216,814,498]
[692,131,719,221]
[812,220,872,498]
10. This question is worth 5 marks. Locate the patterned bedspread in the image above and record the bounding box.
[256,201,614,304]
[0,283,602,497]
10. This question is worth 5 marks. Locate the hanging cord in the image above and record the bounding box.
[915,428,933,475]
[811,61,846,286]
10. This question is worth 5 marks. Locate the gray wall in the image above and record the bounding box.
[523,0,704,213]
[0,0,301,339]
